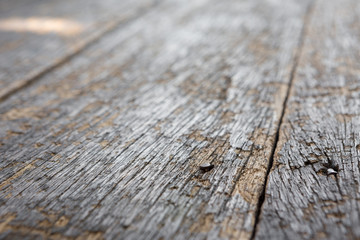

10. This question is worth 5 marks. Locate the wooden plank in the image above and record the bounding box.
[0,0,311,239]
[0,0,156,101]
[255,0,360,239]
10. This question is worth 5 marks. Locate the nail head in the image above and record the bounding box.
[199,163,214,172]
[327,168,337,175]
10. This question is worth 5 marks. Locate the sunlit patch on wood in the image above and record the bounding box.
[0,18,84,36]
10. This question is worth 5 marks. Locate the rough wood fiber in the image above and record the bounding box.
[255,0,360,239]
[0,0,310,239]
[0,0,157,100]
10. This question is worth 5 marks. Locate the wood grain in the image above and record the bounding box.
[0,0,311,239]
[0,0,157,101]
[255,0,360,239]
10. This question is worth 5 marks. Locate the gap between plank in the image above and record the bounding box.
[0,2,158,103]
[250,1,316,239]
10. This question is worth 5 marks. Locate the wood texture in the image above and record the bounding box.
[0,0,312,239]
[255,0,360,239]
[0,0,156,101]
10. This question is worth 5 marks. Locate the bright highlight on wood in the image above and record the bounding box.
[0,18,83,36]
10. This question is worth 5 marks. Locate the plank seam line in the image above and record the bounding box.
[0,2,159,103]
[250,1,316,239]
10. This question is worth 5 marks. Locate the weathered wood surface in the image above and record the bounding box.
[0,0,314,239]
[0,0,157,101]
[255,0,360,239]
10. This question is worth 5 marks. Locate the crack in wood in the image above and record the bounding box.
[250,0,317,239]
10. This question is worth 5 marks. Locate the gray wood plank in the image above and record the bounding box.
[0,0,157,101]
[0,0,310,239]
[255,0,360,239]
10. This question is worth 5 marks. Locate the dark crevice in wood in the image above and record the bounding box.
[218,75,232,100]
[250,0,317,239]
[0,2,159,103]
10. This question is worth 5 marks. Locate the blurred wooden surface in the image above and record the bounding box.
[0,0,359,239]
[0,0,157,100]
